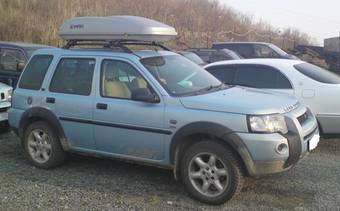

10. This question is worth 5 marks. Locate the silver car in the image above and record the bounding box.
[205,59,340,137]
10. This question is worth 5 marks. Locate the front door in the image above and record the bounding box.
[93,58,166,161]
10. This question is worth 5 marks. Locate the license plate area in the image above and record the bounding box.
[308,134,320,151]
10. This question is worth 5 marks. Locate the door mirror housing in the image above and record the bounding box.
[131,88,160,103]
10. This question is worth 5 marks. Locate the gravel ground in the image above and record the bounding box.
[0,129,339,211]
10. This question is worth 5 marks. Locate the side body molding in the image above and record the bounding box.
[18,107,71,151]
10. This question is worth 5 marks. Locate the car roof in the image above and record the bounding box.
[33,47,178,59]
[0,41,51,49]
[204,58,305,69]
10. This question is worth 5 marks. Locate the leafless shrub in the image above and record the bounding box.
[0,0,313,49]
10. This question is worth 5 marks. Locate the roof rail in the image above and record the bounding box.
[62,39,171,53]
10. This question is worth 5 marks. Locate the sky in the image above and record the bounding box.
[219,0,340,46]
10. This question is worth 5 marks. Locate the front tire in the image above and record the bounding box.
[180,140,244,205]
[23,121,66,169]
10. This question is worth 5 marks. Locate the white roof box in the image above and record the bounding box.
[59,16,177,42]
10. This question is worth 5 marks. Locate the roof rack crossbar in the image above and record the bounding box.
[62,40,170,53]
[118,41,171,51]
[62,40,132,53]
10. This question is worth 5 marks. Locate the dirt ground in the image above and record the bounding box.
[0,130,339,211]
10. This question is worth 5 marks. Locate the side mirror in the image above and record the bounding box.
[16,62,25,72]
[131,88,160,103]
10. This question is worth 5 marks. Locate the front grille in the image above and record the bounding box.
[297,112,309,125]
[0,93,4,100]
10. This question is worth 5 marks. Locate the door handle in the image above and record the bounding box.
[96,103,108,110]
[46,97,55,104]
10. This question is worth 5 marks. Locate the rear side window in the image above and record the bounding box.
[49,58,95,95]
[234,65,292,89]
[294,63,340,84]
[18,55,53,90]
[206,65,236,84]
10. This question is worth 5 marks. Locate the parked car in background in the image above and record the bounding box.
[212,42,299,60]
[176,51,206,66]
[0,82,12,127]
[205,59,340,138]
[0,41,51,87]
[187,48,241,64]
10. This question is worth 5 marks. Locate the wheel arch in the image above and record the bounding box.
[18,107,70,151]
[169,122,253,178]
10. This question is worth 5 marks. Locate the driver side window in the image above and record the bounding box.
[101,60,148,99]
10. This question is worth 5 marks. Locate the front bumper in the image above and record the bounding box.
[235,106,319,176]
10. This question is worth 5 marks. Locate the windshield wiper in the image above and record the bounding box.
[193,83,224,94]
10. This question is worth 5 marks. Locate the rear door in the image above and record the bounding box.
[46,56,97,149]
[0,48,26,87]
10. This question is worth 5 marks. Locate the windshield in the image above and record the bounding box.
[141,55,222,96]
[181,52,205,65]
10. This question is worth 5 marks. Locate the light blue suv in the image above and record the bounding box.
[8,44,319,204]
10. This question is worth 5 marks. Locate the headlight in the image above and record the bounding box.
[248,114,288,134]
[7,89,12,102]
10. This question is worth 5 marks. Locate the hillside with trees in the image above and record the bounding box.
[0,0,313,49]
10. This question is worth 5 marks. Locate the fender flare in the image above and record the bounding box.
[18,107,70,150]
[169,121,255,176]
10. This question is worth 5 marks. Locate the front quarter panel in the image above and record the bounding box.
[163,97,248,163]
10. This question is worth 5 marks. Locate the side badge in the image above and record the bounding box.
[27,97,33,105]
[169,119,177,129]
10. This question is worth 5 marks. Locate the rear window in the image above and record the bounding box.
[294,63,340,84]
[18,55,53,90]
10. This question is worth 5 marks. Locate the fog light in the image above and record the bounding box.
[275,143,288,154]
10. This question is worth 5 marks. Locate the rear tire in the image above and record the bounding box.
[180,140,244,205]
[23,121,66,169]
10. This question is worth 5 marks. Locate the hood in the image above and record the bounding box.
[180,86,299,115]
